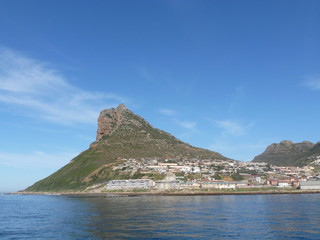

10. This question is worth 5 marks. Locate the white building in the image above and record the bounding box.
[277,182,290,188]
[106,179,155,190]
[192,166,201,173]
[155,180,180,190]
[299,181,320,190]
[180,182,201,189]
[200,181,237,189]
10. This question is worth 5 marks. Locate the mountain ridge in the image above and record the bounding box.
[252,140,320,166]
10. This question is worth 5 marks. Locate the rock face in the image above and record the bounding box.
[90,104,154,148]
[96,104,127,141]
[252,140,317,166]
[26,104,231,192]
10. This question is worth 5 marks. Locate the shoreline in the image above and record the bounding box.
[7,189,320,197]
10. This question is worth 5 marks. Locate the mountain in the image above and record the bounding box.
[252,140,320,166]
[26,104,230,192]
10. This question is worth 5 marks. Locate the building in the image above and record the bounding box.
[155,180,180,190]
[299,181,320,190]
[106,179,155,190]
[248,175,263,184]
[200,181,237,189]
[180,182,201,190]
[155,172,181,190]
[266,179,279,186]
[277,180,291,188]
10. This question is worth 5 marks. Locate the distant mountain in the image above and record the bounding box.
[252,140,320,166]
[26,104,231,192]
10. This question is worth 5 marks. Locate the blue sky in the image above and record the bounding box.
[1,0,320,192]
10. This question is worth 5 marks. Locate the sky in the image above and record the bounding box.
[1,0,320,192]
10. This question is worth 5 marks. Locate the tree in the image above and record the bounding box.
[213,172,222,180]
[231,172,244,181]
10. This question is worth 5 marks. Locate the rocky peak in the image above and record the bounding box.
[265,140,314,153]
[95,104,130,141]
[117,103,127,111]
[264,140,293,153]
[280,140,294,145]
[94,104,151,142]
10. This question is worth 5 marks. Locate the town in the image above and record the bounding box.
[88,156,320,192]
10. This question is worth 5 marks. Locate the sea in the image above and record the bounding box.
[1,193,320,239]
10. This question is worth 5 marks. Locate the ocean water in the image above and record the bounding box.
[1,194,320,239]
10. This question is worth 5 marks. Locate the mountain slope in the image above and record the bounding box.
[252,140,320,166]
[26,104,230,192]
[298,142,320,166]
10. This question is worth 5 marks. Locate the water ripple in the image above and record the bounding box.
[1,194,320,239]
